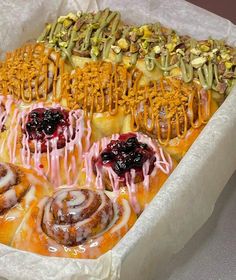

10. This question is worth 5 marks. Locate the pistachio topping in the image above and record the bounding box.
[191,57,207,68]
[37,9,236,95]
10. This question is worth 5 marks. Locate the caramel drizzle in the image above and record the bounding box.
[65,62,212,145]
[0,46,211,145]
[0,43,63,102]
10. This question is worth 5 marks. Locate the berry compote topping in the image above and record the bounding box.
[25,108,70,152]
[95,133,156,183]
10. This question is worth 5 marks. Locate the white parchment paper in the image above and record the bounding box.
[0,1,236,279]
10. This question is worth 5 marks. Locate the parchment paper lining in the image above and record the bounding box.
[0,1,236,279]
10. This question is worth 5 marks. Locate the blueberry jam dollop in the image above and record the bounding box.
[25,108,70,152]
[95,133,156,184]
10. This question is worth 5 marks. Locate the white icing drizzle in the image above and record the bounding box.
[42,188,114,246]
[125,170,141,214]
[0,163,30,213]
[0,95,14,135]
[142,159,150,191]
[85,132,173,212]
[0,163,16,191]
[111,199,131,234]
[7,108,18,163]
[3,188,18,209]
[1,101,91,187]
[24,185,36,209]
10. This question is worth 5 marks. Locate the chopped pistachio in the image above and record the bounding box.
[117,38,129,51]
[142,40,149,49]
[208,52,215,59]
[165,42,176,52]
[202,52,210,57]
[59,41,68,48]
[225,62,233,69]
[171,34,180,44]
[191,57,207,68]
[139,25,152,38]
[66,12,78,22]
[221,52,231,60]
[58,13,78,23]
[91,36,100,46]
[130,42,139,53]
[190,48,201,55]
[212,48,218,54]
[63,19,73,29]
[129,31,139,42]
[58,16,67,23]
[176,48,185,56]
[91,46,100,57]
[200,45,210,52]
[111,45,121,54]
[153,45,161,54]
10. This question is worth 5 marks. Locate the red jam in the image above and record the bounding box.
[25,108,70,152]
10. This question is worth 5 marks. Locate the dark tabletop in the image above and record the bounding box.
[187,0,236,24]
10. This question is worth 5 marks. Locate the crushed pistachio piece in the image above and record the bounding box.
[200,45,210,52]
[59,41,68,48]
[142,40,149,49]
[130,42,139,53]
[225,62,233,69]
[111,45,121,54]
[63,19,73,29]
[191,57,207,68]
[221,52,231,60]
[153,45,161,54]
[176,48,185,56]
[165,43,176,52]
[212,48,218,54]
[66,12,78,22]
[117,38,129,51]
[91,46,100,57]
[140,25,152,38]
[190,48,201,55]
[58,16,66,23]
[172,35,179,43]
[58,13,78,23]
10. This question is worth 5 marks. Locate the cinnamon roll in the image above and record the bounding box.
[66,61,137,141]
[58,61,218,159]
[0,103,91,187]
[11,187,137,259]
[0,43,59,102]
[82,132,177,213]
[37,9,236,100]
[0,162,53,245]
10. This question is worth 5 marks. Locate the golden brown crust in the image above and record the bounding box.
[11,187,137,259]
[0,162,53,245]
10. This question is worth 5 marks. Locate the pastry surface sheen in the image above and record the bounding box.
[0,8,233,259]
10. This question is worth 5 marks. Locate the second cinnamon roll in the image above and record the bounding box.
[11,186,137,259]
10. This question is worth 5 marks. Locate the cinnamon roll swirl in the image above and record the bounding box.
[11,187,137,259]
[0,162,53,245]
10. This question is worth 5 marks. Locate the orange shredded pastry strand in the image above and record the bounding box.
[0,45,211,145]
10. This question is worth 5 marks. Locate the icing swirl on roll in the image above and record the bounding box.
[42,188,114,246]
[0,163,29,214]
